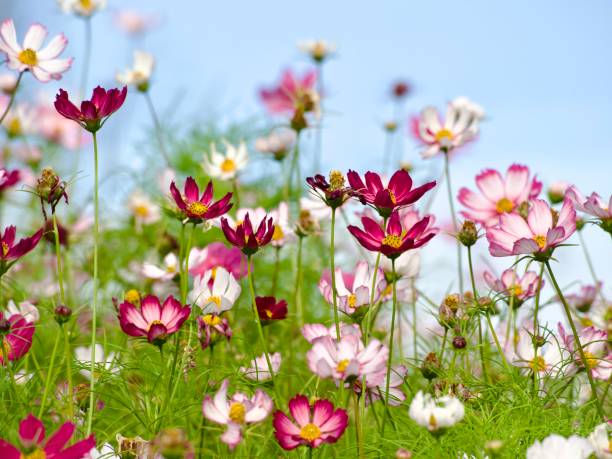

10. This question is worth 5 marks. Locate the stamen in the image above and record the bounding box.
[299,423,321,442]
[496,198,514,214]
[18,48,38,66]
[228,402,246,424]
[382,234,402,249]
[186,201,209,217]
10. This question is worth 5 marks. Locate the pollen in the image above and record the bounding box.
[336,358,350,373]
[1,241,8,257]
[388,189,397,204]
[382,234,402,249]
[509,284,523,297]
[148,320,164,330]
[428,414,437,429]
[207,296,222,308]
[496,198,514,214]
[186,201,209,217]
[329,170,345,191]
[299,422,321,442]
[347,294,357,308]
[265,309,273,319]
[434,128,453,142]
[6,118,22,137]
[124,289,141,305]
[272,224,284,241]
[21,449,47,459]
[18,48,38,66]
[583,351,598,369]
[529,355,546,372]
[228,402,246,424]
[533,234,547,249]
[220,158,236,173]
[202,314,222,326]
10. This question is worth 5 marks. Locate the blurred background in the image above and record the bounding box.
[2,0,610,322]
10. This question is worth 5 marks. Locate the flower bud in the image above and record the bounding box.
[576,217,585,231]
[485,439,504,457]
[458,220,478,247]
[392,81,411,99]
[517,201,530,219]
[452,336,467,350]
[295,209,318,237]
[420,352,441,380]
[36,167,63,202]
[54,305,72,324]
[532,335,546,348]
[438,304,454,329]
[290,109,308,132]
[547,181,568,204]
[384,121,398,132]
[399,160,413,172]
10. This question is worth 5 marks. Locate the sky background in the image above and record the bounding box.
[3,0,611,323]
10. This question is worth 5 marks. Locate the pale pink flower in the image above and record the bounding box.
[114,10,159,36]
[505,326,568,378]
[356,365,407,406]
[240,352,281,382]
[301,323,361,343]
[37,104,87,150]
[566,185,612,235]
[558,323,611,381]
[565,283,602,313]
[483,269,541,304]
[259,68,318,115]
[458,164,542,226]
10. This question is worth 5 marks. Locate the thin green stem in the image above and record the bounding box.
[532,262,545,391]
[466,245,488,381]
[232,177,241,209]
[382,258,398,435]
[0,72,23,125]
[352,387,365,459]
[38,329,61,417]
[578,230,606,303]
[443,151,463,293]
[313,61,323,173]
[271,247,280,296]
[287,130,301,202]
[330,208,340,339]
[439,328,448,362]
[294,236,304,326]
[52,214,66,304]
[62,325,73,418]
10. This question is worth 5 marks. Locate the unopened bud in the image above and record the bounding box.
[517,201,530,219]
[452,336,467,349]
[420,352,441,380]
[54,305,72,324]
[290,109,308,132]
[547,182,568,205]
[532,335,546,348]
[458,220,478,247]
[485,439,504,457]
[384,121,398,132]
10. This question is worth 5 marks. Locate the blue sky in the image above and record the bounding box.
[5,0,611,313]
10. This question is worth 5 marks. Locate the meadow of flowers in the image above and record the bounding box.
[0,2,610,458]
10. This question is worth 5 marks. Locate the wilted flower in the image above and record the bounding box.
[256,296,288,322]
[6,299,39,323]
[0,312,34,364]
[558,323,611,380]
[116,50,155,92]
[408,391,465,432]
[54,86,127,133]
[170,176,233,223]
[128,190,161,228]
[74,344,118,380]
[202,379,273,450]
[220,212,274,256]
[526,434,593,459]
[58,0,106,17]
[203,140,248,181]
[189,267,241,314]
[483,269,541,307]
[197,313,232,350]
[298,39,336,62]
[273,394,348,450]
[255,129,296,161]
[115,434,150,458]
[240,352,282,382]
[0,19,72,82]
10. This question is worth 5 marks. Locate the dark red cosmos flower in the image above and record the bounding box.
[0,168,20,192]
[170,176,233,223]
[347,210,436,259]
[306,170,351,209]
[54,86,127,133]
[197,313,232,350]
[256,296,288,323]
[220,213,274,256]
[0,312,34,365]
[0,413,95,459]
[0,226,43,276]
[347,169,436,218]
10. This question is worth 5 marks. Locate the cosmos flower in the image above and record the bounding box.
[113,10,159,36]
[356,365,408,406]
[255,129,296,161]
[318,261,386,316]
[273,395,348,450]
[197,314,232,350]
[202,379,273,450]
[240,352,282,382]
[0,20,72,82]
[268,202,294,248]
[0,72,18,94]
[203,140,248,181]
[74,344,118,380]
[37,104,87,150]
[189,267,241,314]
[486,199,576,258]
[118,295,190,346]
[220,212,275,256]
[297,39,336,62]
[259,69,318,115]
[505,326,567,378]
[256,296,288,322]
[558,323,611,381]
[348,210,436,259]
[0,226,43,275]
[6,299,39,323]
[301,323,362,343]
[564,283,601,313]
[116,50,155,91]
[408,391,465,432]
[128,190,161,228]
[189,242,247,279]
[170,176,233,223]
[142,253,179,282]
[2,102,38,138]
[458,164,542,226]
[483,269,541,306]
[347,169,436,217]
[526,434,593,459]
[0,168,19,192]
[306,171,352,210]
[0,413,95,458]
[54,86,128,133]
[0,312,34,364]
[588,423,612,459]
[58,0,106,17]
[565,186,612,235]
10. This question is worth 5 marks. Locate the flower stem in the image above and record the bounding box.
[330,207,340,340]
[62,325,73,418]
[532,262,545,391]
[288,130,301,202]
[466,245,488,381]
[271,247,280,296]
[313,61,323,173]
[352,387,365,459]
[381,258,398,435]
[410,279,418,362]
[232,178,241,209]
[86,131,100,435]
[294,236,304,326]
[52,214,66,304]
[443,151,463,293]
[0,71,23,125]
[545,260,605,420]
[143,90,170,165]
[38,329,61,417]
[440,328,448,362]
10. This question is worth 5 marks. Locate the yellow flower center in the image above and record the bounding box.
[428,414,438,429]
[529,356,546,372]
[533,235,547,249]
[336,358,350,373]
[6,118,22,137]
[1,242,8,257]
[265,309,273,319]
[509,284,523,297]
[124,289,141,305]
[79,0,94,11]
[584,351,598,369]
[347,294,357,308]
[228,402,246,424]
[0,338,12,362]
[186,201,209,217]
[21,449,47,459]
[329,170,345,191]
[272,225,284,241]
[580,317,593,327]
[496,198,514,214]
[202,314,221,326]
[133,204,150,217]
[382,234,402,249]
[18,48,38,66]
[434,128,454,142]
[210,267,218,280]
[220,158,236,173]
[207,296,222,308]
[299,423,321,442]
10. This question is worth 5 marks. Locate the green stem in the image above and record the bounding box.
[38,329,61,417]
[578,230,606,303]
[271,247,280,296]
[143,90,170,165]
[443,151,463,293]
[532,262,545,391]
[287,130,301,202]
[52,214,66,304]
[439,328,448,362]
[545,260,605,420]
[352,387,365,459]
[0,71,23,126]
[466,245,487,381]
[294,236,304,326]
[330,208,340,339]
[62,325,73,418]
[313,61,323,173]
[381,258,398,435]
[410,279,417,362]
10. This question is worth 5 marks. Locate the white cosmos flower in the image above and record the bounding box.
[268,202,294,247]
[0,20,72,82]
[6,299,39,323]
[189,267,241,314]
[116,50,155,90]
[74,344,118,380]
[505,326,568,378]
[128,190,160,227]
[3,102,38,138]
[408,391,464,431]
[297,39,337,62]
[142,253,179,282]
[203,140,248,181]
[240,352,281,382]
[0,73,18,94]
[254,129,295,161]
[589,423,612,459]
[58,0,106,17]
[526,434,593,459]
[300,196,331,221]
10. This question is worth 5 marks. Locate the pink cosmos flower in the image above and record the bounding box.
[0,312,34,364]
[118,295,190,345]
[558,323,612,381]
[240,352,282,382]
[170,177,232,223]
[54,86,127,133]
[0,20,72,82]
[37,104,87,150]
[0,226,43,275]
[113,10,159,36]
[189,242,246,279]
[347,169,436,217]
[505,326,567,378]
[220,212,275,256]
[458,164,542,227]
[273,395,348,450]
[0,413,95,458]
[564,283,601,313]
[301,323,361,343]
[348,210,436,259]
[306,334,388,386]
[318,261,386,316]
[0,168,19,192]
[486,199,576,257]
[197,314,232,350]
[259,69,317,115]
[483,269,541,306]
[202,379,273,450]
[565,185,612,235]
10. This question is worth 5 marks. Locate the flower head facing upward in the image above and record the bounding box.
[118,295,190,346]
[58,0,106,17]
[0,226,43,275]
[486,198,576,259]
[458,164,542,227]
[256,296,288,322]
[483,268,541,307]
[0,19,73,82]
[306,170,352,210]
[0,413,96,458]
[54,86,128,133]
[348,210,437,259]
[116,50,155,92]
[273,395,348,450]
[240,352,282,382]
[408,391,465,432]
[566,185,612,236]
[348,169,436,217]
[202,379,273,450]
[203,140,248,181]
[220,212,275,256]
[298,39,336,63]
[197,313,232,350]
[170,176,233,223]
[259,68,318,115]
[0,312,34,365]
[189,267,241,315]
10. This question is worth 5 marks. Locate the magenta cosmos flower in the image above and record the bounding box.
[256,296,287,322]
[170,176,233,223]
[273,395,348,450]
[259,69,317,115]
[54,86,127,133]
[189,242,246,279]
[486,199,576,258]
[0,413,95,458]
[458,164,542,227]
[347,169,436,217]
[220,212,274,256]
[0,20,72,82]
[483,268,541,307]
[0,312,34,364]
[306,171,351,210]
[566,185,612,236]
[348,210,436,259]
[0,168,20,192]
[1,225,43,276]
[118,294,190,345]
